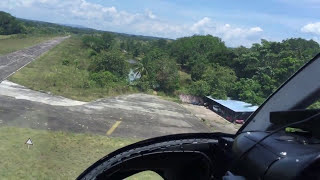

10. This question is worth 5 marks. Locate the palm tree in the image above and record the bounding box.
[133,60,147,79]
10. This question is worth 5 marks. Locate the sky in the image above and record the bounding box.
[1,0,320,47]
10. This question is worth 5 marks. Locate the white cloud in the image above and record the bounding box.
[190,17,211,33]
[187,18,263,46]
[145,9,156,19]
[0,0,264,47]
[209,24,263,47]
[301,22,320,35]
[250,27,263,32]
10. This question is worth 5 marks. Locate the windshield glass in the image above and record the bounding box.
[0,1,319,179]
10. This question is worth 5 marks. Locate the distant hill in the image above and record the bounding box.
[0,11,170,41]
[60,23,88,29]
[0,11,24,35]
[18,16,167,41]
[18,18,100,34]
[118,32,172,41]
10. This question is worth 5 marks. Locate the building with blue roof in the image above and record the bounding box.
[205,96,258,122]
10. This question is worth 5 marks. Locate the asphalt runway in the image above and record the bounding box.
[0,36,69,82]
[0,38,210,139]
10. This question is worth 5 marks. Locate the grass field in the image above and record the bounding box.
[0,34,56,55]
[0,126,162,179]
[0,34,15,40]
[9,36,137,101]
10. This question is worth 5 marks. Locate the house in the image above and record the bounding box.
[205,96,258,122]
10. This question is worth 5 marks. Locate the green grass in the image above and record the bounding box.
[0,34,14,40]
[178,70,192,87]
[176,70,192,95]
[9,36,137,102]
[0,126,162,179]
[0,34,56,55]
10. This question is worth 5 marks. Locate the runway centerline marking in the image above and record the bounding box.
[106,121,122,135]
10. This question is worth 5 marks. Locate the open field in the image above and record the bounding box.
[0,126,163,179]
[0,35,57,55]
[9,36,137,102]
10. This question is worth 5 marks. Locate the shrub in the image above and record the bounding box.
[62,59,70,66]
[89,71,119,87]
[89,50,129,78]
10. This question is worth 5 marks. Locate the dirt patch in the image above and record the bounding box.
[182,104,241,134]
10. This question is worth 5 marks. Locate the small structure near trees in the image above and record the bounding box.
[205,96,258,123]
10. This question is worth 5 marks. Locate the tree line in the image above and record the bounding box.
[0,11,102,35]
[171,36,319,105]
[81,33,320,105]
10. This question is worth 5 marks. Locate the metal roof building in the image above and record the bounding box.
[205,96,258,122]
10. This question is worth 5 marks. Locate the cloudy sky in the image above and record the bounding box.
[1,0,320,47]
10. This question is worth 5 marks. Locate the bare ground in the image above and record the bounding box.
[182,104,241,134]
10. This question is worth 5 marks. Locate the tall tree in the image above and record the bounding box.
[138,49,179,93]
[202,65,237,99]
